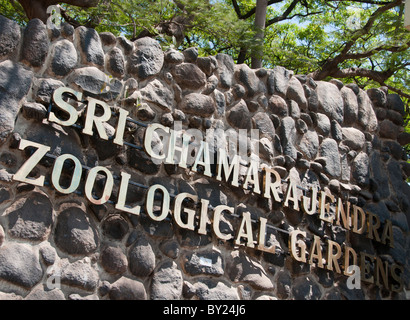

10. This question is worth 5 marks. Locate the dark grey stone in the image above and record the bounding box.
[197,56,217,76]
[181,93,215,117]
[341,86,358,125]
[34,78,65,105]
[298,130,319,160]
[268,95,288,117]
[379,119,399,140]
[341,127,365,150]
[236,64,261,97]
[183,47,198,62]
[21,19,48,67]
[331,120,343,141]
[216,53,234,88]
[267,66,293,97]
[150,260,183,300]
[136,103,156,121]
[109,277,146,300]
[140,79,174,111]
[352,152,369,187]
[100,246,128,274]
[0,15,21,59]
[276,271,292,299]
[7,192,53,241]
[386,94,405,115]
[128,233,155,277]
[22,102,47,121]
[68,66,123,101]
[60,259,99,291]
[357,89,378,132]
[304,84,319,112]
[102,214,129,240]
[0,242,43,289]
[54,205,99,255]
[279,116,297,159]
[129,37,164,79]
[227,100,251,130]
[49,39,77,76]
[173,63,207,89]
[0,60,33,139]
[252,112,275,138]
[75,26,105,67]
[160,239,180,259]
[164,48,184,64]
[286,77,307,110]
[316,81,344,124]
[99,31,116,47]
[227,250,274,290]
[319,138,341,178]
[292,275,322,300]
[107,47,125,78]
[183,250,224,276]
[367,88,387,108]
[116,36,134,55]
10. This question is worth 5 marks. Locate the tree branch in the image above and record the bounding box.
[232,0,285,20]
[266,0,300,25]
[310,0,403,80]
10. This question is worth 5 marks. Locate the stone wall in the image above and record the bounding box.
[0,15,409,300]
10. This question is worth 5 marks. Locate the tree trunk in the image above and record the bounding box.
[251,0,268,69]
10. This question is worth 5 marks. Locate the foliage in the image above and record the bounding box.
[1,1,409,100]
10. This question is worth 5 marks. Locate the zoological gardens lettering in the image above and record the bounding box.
[12,87,404,292]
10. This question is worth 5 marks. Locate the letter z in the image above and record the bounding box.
[13,139,50,186]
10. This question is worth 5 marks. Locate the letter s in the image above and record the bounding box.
[49,87,82,127]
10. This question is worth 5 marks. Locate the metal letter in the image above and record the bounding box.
[243,159,261,194]
[146,184,170,222]
[335,197,351,230]
[352,205,366,234]
[115,171,141,215]
[174,192,198,231]
[366,211,381,242]
[13,139,51,187]
[289,230,307,263]
[198,198,210,235]
[82,97,111,140]
[326,239,342,273]
[263,167,282,202]
[381,219,394,248]
[302,186,318,215]
[216,148,240,187]
[343,246,358,277]
[192,141,212,178]
[51,153,82,194]
[144,123,169,160]
[235,211,255,248]
[113,108,129,146]
[165,129,190,167]
[309,235,324,268]
[49,87,82,126]
[256,217,275,253]
[319,190,335,223]
[212,205,234,241]
[85,166,114,205]
[283,178,300,211]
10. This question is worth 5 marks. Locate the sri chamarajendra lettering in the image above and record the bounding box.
[12,86,404,292]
